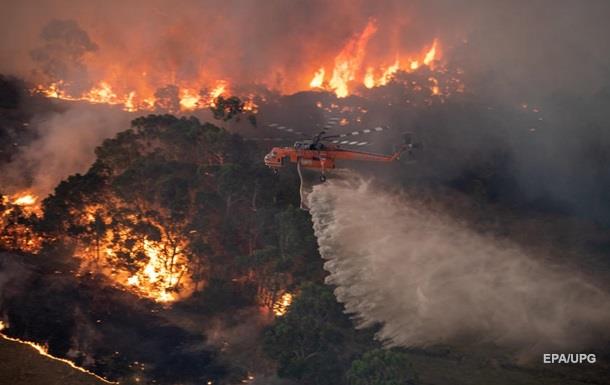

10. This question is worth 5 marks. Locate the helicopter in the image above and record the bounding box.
[256,117,419,209]
[264,128,414,182]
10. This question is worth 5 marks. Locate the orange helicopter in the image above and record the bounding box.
[264,128,413,181]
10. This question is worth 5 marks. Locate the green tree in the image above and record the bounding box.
[209,95,242,121]
[347,349,417,385]
[264,283,376,385]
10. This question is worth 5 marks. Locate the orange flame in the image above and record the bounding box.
[328,20,377,97]
[272,292,293,316]
[308,21,443,97]
[77,204,195,303]
[34,79,233,113]
[179,88,200,111]
[31,21,448,109]
[1,193,43,253]
[363,67,375,89]
[12,193,37,207]
[423,39,438,66]
[309,67,325,88]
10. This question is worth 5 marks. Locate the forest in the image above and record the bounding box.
[2,2,610,384]
[1,68,610,385]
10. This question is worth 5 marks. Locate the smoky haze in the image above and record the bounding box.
[308,176,610,357]
[0,1,608,96]
[1,103,131,196]
[2,1,610,204]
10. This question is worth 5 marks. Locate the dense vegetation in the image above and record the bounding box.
[2,75,610,385]
[0,106,408,384]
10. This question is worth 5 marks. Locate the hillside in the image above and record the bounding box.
[0,335,112,385]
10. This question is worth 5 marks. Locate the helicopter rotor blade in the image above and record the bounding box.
[266,122,308,137]
[329,140,371,146]
[245,137,290,142]
[321,125,389,141]
[322,116,342,130]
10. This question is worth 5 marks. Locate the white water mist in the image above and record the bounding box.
[308,176,610,356]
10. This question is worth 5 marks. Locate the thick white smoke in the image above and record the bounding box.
[308,176,610,357]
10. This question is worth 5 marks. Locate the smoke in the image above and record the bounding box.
[1,0,608,210]
[203,307,285,382]
[0,252,31,308]
[30,19,98,92]
[1,1,608,96]
[308,176,610,357]
[3,103,131,196]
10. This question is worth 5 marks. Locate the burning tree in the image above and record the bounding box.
[0,193,43,253]
[36,114,309,307]
[37,116,228,301]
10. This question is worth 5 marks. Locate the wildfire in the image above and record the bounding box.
[307,21,442,97]
[2,194,198,303]
[28,18,450,111]
[242,98,258,112]
[84,81,119,104]
[179,88,200,111]
[126,239,189,303]
[309,67,325,88]
[0,321,116,384]
[210,81,228,99]
[423,39,438,66]
[77,204,195,303]
[12,193,38,207]
[1,192,43,253]
[34,79,235,113]
[272,292,293,316]
[328,20,377,97]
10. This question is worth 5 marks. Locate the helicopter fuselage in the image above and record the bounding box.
[264,142,404,174]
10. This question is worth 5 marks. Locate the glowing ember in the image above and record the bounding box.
[242,98,258,112]
[429,76,440,95]
[273,292,293,316]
